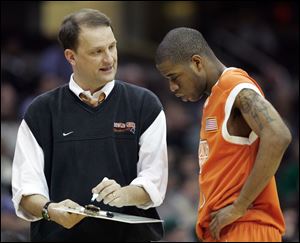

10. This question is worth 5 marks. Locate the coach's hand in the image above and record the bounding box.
[209,203,246,240]
[92,178,151,207]
[47,199,86,229]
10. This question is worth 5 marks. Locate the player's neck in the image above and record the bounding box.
[206,61,226,95]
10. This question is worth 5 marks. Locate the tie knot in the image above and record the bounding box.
[98,92,106,103]
[79,92,106,107]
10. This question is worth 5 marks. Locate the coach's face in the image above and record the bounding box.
[67,25,118,89]
[156,56,207,102]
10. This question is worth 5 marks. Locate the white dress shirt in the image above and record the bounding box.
[12,76,168,221]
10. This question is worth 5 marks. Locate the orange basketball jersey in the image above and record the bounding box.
[196,68,285,240]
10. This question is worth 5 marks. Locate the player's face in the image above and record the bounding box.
[156,60,207,102]
[73,25,117,87]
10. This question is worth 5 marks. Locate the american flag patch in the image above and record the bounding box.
[205,117,218,132]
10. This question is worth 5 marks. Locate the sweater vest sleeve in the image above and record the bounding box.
[139,89,163,135]
[23,91,55,186]
[23,93,53,150]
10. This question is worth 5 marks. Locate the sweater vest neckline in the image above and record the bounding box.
[66,81,119,113]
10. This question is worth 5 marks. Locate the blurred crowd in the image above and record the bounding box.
[1,1,299,242]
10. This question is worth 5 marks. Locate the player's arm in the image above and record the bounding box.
[209,88,292,240]
[233,88,292,211]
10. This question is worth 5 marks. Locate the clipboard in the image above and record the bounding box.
[53,206,163,224]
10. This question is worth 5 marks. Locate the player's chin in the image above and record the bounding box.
[186,96,199,102]
[181,97,192,102]
[190,93,203,102]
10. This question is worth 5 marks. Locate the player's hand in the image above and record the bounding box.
[48,199,86,229]
[209,204,246,240]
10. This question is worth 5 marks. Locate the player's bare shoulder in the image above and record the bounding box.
[235,88,277,133]
[236,89,263,114]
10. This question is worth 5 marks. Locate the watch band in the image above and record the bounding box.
[42,201,53,221]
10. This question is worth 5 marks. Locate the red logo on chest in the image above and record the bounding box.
[113,122,136,134]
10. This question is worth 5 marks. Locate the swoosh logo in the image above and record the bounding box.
[63,131,74,136]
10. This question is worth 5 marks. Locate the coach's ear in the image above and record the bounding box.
[64,49,76,66]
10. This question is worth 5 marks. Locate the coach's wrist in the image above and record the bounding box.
[125,185,151,206]
[41,201,54,221]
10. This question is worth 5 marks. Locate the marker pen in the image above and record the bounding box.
[91,177,108,202]
[99,211,114,218]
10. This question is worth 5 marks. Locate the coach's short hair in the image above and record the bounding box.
[58,8,112,51]
[155,27,214,65]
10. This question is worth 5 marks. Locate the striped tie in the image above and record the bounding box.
[79,92,106,107]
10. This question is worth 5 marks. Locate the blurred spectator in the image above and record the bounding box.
[19,73,63,118]
[116,63,147,87]
[38,44,72,82]
[1,82,18,121]
[282,207,299,242]
[1,139,12,193]
[1,192,30,242]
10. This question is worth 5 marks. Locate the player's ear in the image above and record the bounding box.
[191,55,203,72]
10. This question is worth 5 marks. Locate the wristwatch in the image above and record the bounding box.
[42,201,53,221]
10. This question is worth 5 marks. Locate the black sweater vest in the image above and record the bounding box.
[24,80,164,242]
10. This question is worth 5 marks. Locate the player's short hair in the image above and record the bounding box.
[58,8,112,51]
[155,27,214,65]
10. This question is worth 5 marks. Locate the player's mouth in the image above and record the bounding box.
[175,93,188,102]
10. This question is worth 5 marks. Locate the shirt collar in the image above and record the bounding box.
[69,74,115,100]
